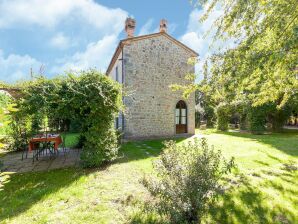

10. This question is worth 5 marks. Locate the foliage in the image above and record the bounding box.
[247,106,267,134]
[267,103,293,132]
[195,90,215,127]
[13,70,123,167]
[0,92,18,149]
[143,138,235,223]
[239,112,247,130]
[197,0,298,108]
[172,0,297,133]
[0,92,12,134]
[215,102,230,131]
[195,111,201,127]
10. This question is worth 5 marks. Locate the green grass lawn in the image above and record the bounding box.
[0,130,297,224]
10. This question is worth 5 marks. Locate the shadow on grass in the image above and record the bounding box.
[129,170,297,224]
[208,171,297,224]
[116,138,187,164]
[213,130,298,157]
[0,137,187,222]
[0,168,88,222]
[254,160,270,166]
[130,211,167,224]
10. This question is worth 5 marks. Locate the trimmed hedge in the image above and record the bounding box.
[247,106,266,134]
[215,103,230,131]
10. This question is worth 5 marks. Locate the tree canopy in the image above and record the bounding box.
[172,0,298,132]
[197,0,298,108]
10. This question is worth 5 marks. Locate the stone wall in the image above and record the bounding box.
[109,49,124,131]
[123,35,195,139]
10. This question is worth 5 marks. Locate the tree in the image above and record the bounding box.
[215,102,230,131]
[200,0,297,106]
[11,70,123,167]
[173,0,297,132]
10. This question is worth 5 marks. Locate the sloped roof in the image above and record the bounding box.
[106,32,198,75]
[0,88,22,99]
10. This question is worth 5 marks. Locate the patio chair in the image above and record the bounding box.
[47,141,57,156]
[43,132,58,157]
[62,134,67,153]
[21,130,30,160]
[32,142,43,162]
[21,141,29,160]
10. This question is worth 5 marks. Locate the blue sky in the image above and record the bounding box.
[0,0,224,83]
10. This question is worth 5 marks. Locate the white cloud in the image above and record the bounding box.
[167,23,177,34]
[180,31,206,54]
[0,0,129,82]
[0,50,42,83]
[180,7,223,55]
[50,33,71,49]
[138,19,156,35]
[180,5,235,80]
[51,35,118,74]
[0,0,128,34]
[138,19,176,36]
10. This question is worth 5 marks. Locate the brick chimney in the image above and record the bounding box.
[125,18,136,38]
[160,19,167,32]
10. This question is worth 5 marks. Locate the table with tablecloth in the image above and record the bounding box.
[29,135,62,152]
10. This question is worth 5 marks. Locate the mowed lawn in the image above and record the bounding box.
[0,130,297,224]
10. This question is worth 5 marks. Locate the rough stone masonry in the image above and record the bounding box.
[107,18,197,139]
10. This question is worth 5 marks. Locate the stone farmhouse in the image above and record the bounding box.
[106,18,197,139]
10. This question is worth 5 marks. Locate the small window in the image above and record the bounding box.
[116,66,119,82]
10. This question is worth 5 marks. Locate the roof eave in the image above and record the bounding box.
[105,32,198,75]
[106,41,124,75]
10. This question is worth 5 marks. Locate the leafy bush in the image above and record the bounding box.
[65,71,122,167]
[268,105,292,132]
[143,138,235,224]
[13,70,123,167]
[247,106,266,134]
[0,92,12,135]
[215,103,230,131]
[239,112,247,130]
[204,105,215,128]
[195,111,201,128]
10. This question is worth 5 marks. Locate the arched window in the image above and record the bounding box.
[175,100,187,133]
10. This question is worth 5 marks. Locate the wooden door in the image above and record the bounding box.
[175,101,187,134]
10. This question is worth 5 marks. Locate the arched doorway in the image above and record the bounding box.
[175,100,187,134]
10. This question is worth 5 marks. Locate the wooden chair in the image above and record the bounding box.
[21,130,30,160]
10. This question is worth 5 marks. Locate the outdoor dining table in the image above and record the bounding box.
[29,134,62,152]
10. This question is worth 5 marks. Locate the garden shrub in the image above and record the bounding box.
[64,71,122,167]
[143,138,235,224]
[195,111,201,128]
[268,105,292,132]
[240,113,247,130]
[247,106,266,134]
[0,92,12,135]
[13,70,123,167]
[215,103,230,131]
[205,105,215,128]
